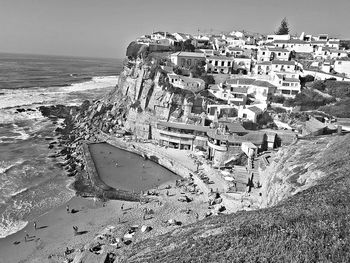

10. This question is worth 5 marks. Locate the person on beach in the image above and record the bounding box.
[121,203,124,211]
[66,205,70,213]
[73,226,78,235]
[33,221,37,230]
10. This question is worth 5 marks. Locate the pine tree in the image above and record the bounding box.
[275,18,290,35]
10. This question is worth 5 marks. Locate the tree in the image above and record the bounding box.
[275,18,290,35]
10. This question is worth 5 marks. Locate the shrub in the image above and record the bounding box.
[319,98,350,118]
[271,95,285,104]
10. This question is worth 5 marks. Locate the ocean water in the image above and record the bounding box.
[0,53,123,238]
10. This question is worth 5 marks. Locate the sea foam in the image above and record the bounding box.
[0,216,28,239]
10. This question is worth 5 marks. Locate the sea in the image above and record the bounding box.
[0,53,123,238]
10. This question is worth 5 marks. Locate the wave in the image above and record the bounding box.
[0,159,26,174]
[0,75,119,110]
[0,215,28,239]
[8,188,28,198]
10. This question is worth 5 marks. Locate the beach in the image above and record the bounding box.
[0,135,262,262]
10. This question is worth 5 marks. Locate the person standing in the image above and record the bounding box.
[33,221,37,230]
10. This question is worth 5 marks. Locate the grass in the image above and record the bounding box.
[117,134,350,262]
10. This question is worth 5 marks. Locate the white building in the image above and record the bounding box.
[272,39,314,53]
[266,34,291,43]
[206,56,235,74]
[238,106,263,123]
[170,52,206,68]
[257,47,290,62]
[226,78,276,103]
[168,74,205,92]
[333,59,350,77]
[275,74,301,98]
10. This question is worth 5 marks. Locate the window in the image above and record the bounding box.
[209,60,213,64]
[221,61,225,66]
[181,58,186,66]
[228,61,231,67]
[187,59,192,67]
[282,83,290,86]
[278,53,281,56]
[215,61,218,66]
[282,90,290,94]
[262,52,265,55]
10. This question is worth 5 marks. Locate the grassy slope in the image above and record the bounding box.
[118,134,350,263]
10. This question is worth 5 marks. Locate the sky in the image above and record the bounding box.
[0,0,349,59]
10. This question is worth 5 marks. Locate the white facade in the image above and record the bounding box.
[208,84,247,105]
[206,56,235,74]
[334,60,350,77]
[238,106,263,123]
[168,74,205,92]
[273,40,313,53]
[266,34,291,43]
[257,47,290,62]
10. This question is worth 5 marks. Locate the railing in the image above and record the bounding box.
[208,140,228,151]
[158,129,195,139]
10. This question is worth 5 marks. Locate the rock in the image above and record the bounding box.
[141,225,152,233]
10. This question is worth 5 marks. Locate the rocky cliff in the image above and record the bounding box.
[72,56,207,143]
[260,135,347,207]
[67,53,350,262]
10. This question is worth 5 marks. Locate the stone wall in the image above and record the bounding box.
[81,143,144,202]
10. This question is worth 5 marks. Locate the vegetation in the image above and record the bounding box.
[299,75,315,87]
[270,95,286,104]
[319,98,350,118]
[126,41,149,59]
[199,74,215,88]
[283,89,336,110]
[119,135,350,263]
[310,80,350,98]
[275,17,290,35]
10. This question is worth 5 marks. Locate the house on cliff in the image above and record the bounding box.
[170,52,206,68]
[167,73,205,92]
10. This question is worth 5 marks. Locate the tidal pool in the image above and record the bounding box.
[88,143,181,192]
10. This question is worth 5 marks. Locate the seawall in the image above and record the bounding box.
[81,143,144,202]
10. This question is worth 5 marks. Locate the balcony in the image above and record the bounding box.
[159,135,192,145]
[208,141,228,151]
[158,129,195,139]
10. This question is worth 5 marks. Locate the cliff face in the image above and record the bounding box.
[259,135,344,207]
[74,57,205,141]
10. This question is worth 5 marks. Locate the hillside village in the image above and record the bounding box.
[108,22,349,193]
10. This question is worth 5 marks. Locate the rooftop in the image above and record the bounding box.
[226,78,277,88]
[273,39,307,44]
[268,47,290,52]
[207,129,266,145]
[230,87,249,93]
[272,60,296,65]
[247,106,263,114]
[171,52,206,58]
[157,121,210,133]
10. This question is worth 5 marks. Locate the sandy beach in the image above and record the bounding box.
[0,140,258,263]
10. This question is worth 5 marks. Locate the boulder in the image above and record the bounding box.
[141,225,152,233]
